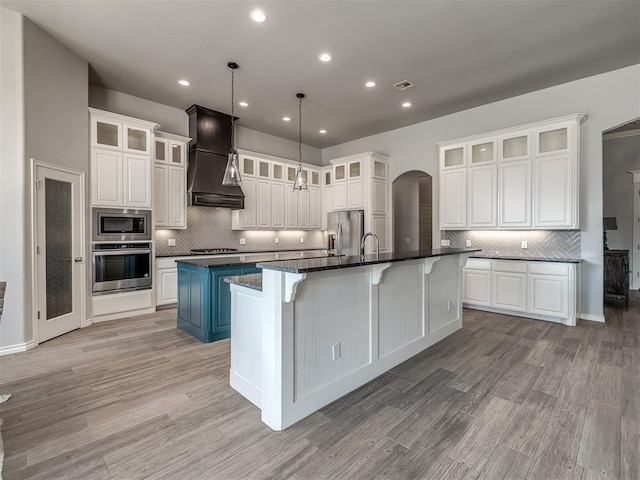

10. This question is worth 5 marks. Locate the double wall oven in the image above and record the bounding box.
[92,208,152,295]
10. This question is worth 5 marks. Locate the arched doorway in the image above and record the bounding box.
[392,171,433,253]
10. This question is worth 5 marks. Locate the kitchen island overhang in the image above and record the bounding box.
[227,248,480,431]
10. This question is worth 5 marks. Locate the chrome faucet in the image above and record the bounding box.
[361,232,379,259]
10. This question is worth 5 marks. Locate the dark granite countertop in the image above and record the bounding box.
[470,254,582,263]
[256,248,481,273]
[224,274,262,291]
[176,251,332,268]
[156,248,325,258]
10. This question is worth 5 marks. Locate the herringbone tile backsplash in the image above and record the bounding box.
[443,230,581,259]
[155,206,325,255]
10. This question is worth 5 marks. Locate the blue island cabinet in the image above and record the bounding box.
[177,263,261,342]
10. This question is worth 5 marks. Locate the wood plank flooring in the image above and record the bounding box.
[1,292,638,479]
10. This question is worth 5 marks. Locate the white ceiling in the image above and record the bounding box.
[3,0,639,148]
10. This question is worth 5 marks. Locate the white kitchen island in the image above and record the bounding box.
[226,248,478,431]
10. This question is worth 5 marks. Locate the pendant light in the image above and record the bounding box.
[292,93,308,192]
[222,62,242,186]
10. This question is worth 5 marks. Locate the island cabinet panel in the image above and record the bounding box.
[428,255,463,333]
[293,271,371,400]
[378,263,425,357]
[177,263,260,342]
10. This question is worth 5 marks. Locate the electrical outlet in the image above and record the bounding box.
[405,237,411,244]
[465,239,472,247]
[239,238,246,245]
[441,239,451,247]
[300,237,304,243]
[274,237,279,244]
[167,239,176,247]
[521,241,528,249]
[332,342,341,360]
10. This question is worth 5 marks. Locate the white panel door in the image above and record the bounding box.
[309,186,321,229]
[157,268,178,305]
[463,269,491,306]
[297,190,310,229]
[533,154,574,228]
[285,184,298,228]
[240,177,257,228]
[333,182,347,210]
[124,154,151,208]
[271,181,285,229]
[154,165,168,226]
[468,164,497,228]
[91,149,122,206]
[347,179,364,209]
[373,180,387,215]
[498,159,531,228]
[440,169,467,229]
[373,215,388,252]
[257,180,271,228]
[492,272,527,311]
[321,186,332,230]
[168,166,186,227]
[527,274,568,318]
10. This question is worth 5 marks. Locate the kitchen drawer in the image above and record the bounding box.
[492,260,527,274]
[465,258,492,271]
[528,262,569,276]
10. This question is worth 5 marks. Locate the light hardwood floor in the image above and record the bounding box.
[1,293,638,480]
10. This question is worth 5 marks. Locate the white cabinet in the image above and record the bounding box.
[90,108,158,209]
[271,181,285,229]
[153,132,189,229]
[463,258,578,325]
[498,159,531,228]
[491,261,527,312]
[91,149,123,206]
[309,186,321,229]
[257,180,271,228]
[533,154,576,228]
[438,114,585,230]
[440,169,467,229]
[462,258,492,306]
[321,168,333,230]
[467,164,497,228]
[234,177,257,229]
[327,153,391,252]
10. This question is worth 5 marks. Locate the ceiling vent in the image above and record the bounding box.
[393,80,414,91]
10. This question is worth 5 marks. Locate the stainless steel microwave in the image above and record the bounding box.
[92,208,152,242]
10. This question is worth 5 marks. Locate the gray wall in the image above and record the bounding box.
[0,12,89,348]
[323,64,640,321]
[603,134,640,252]
[0,8,27,348]
[89,85,323,165]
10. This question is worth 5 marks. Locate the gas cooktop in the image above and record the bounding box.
[190,248,239,254]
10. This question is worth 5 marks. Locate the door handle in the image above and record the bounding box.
[74,257,83,263]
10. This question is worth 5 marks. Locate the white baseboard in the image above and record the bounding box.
[0,340,36,356]
[579,313,605,323]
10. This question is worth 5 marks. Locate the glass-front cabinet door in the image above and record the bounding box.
[154,139,168,163]
[241,157,255,176]
[348,161,361,179]
[441,145,466,169]
[169,142,184,165]
[93,118,121,150]
[124,125,150,154]
[500,133,531,161]
[536,125,570,156]
[470,140,496,165]
[311,170,320,186]
[273,163,283,181]
[334,164,346,181]
[258,160,270,178]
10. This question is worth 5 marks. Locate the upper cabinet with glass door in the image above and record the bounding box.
[90,108,158,155]
[154,131,189,165]
[499,133,531,161]
[469,139,496,165]
[440,144,466,170]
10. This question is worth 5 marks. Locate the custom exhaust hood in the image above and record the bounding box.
[185,104,245,209]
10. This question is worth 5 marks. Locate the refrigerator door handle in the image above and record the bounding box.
[337,221,343,255]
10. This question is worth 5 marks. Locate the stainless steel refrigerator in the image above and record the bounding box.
[327,210,365,256]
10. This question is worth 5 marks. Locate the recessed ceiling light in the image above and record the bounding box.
[283,116,291,122]
[402,102,412,108]
[319,129,327,134]
[239,101,248,107]
[319,53,332,62]
[365,81,376,88]
[250,9,268,23]
[178,79,190,86]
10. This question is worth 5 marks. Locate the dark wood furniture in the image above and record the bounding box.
[604,249,629,304]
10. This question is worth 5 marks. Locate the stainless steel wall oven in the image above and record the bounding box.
[92,243,152,294]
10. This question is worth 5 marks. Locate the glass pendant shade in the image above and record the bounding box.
[292,165,307,192]
[222,152,242,186]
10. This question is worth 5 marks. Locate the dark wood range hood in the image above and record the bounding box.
[185,104,244,209]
